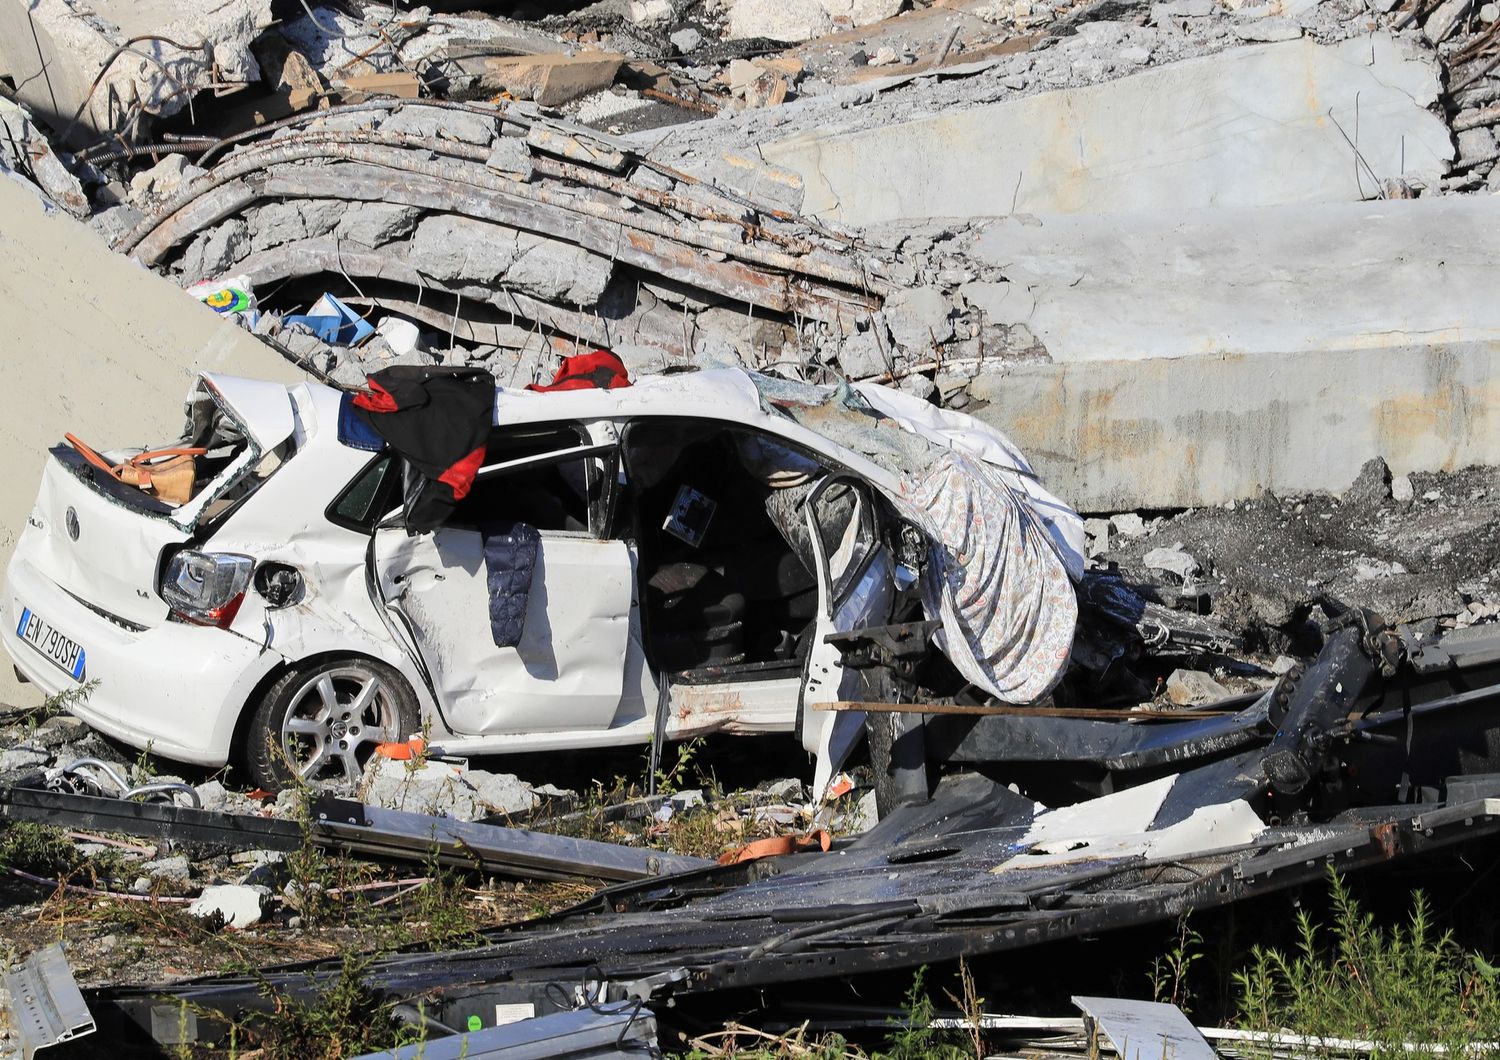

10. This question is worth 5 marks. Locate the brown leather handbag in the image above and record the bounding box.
[64,433,208,506]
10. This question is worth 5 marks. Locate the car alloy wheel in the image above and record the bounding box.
[279,665,404,784]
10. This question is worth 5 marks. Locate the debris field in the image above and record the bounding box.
[1,0,1499,1056]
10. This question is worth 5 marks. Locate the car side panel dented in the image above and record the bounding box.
[373,529,636,736]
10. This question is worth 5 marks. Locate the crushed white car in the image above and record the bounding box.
[3,367,1083,793]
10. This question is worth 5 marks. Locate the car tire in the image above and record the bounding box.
[245,657,420,792]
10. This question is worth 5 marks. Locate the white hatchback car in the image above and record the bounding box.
[4,367,1081,793]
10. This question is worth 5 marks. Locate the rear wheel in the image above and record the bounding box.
[245,658,419,791]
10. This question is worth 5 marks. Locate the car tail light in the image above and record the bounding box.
[161,551,255,628]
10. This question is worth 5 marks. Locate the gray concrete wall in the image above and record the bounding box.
[948,196,1500,512]
[764,34,1450,224]
[965,196,1500,362]
[0,176,305,706]
[971,341,1500,512]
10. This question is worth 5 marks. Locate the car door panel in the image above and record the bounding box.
[374,526,633,735]
[798,478,896,799]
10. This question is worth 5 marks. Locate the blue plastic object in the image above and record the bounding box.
[285,293,375,346]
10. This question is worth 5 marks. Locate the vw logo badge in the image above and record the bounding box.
[65,507,79,541]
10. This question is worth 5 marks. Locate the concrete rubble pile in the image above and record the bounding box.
[0,0,1492,521]
[98,97,941,393]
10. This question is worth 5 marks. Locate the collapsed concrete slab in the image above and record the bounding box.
[972,341,1500,511]
[966,196,1500,362]
[764,33,1451,223]
[0,0,272,141]
[939,194,1500,509]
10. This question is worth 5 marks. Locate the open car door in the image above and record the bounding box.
[799,475,897,799]
[369,427,635,736]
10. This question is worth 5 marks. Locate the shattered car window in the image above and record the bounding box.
[59,381,286,533]
[451,424,595,534]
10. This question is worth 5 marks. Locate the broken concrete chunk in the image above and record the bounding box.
[671,28,704,53]
[835,327,890,378]
[141,855,192,882]
[467,770,543,816]
[1424,0,1474,42]
[1110,513,1147,538]
[485,137,536,181]
[1084,517,1112,558]
[189,884,270,929]
[128,154,205,207]
[958,280,1036,325]
[1165,668,1231,705]
[179,219,251,281]
[380,106,497,146]
[472,52,625,107]
[510,234,614,304]
[728,0,835,42]
[0,0,272,141]
[630,0,674,22]
[1458,126,1498,163]
[340,72,421,99]
[333,203,422,249]
[882,286,954,352]
[360,757,554,819]
[363,758,488,818]
[525,126,628,172]
[728,59,763,91]
[88,204,147,246]
[1343,456,1393,507]
[281,7,391,81]
[0,99,89,216]
[408,214,525,283]
[275,48,326,110]
[248,202,310,252]
[1144,544,1201,582]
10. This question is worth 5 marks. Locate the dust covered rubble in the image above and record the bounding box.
[99,95,1050,401]
[4,0,1499,408]
[1090,459,1500,654]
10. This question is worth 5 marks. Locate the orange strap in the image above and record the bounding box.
[717,830,832,866]
[64,433,115,476]
[65,434,206,487]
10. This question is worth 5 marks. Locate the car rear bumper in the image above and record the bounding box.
[2,550,277,766]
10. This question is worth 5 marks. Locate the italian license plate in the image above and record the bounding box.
[16,606,87,682]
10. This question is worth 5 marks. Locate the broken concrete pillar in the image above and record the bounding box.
[0,0,273,142]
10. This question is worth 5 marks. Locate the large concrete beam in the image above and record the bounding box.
[764,34,1451,224]
[0,174,305,705]
[966,196,1500,363]
[957,194,1500,510]
[971,342,1500,512]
